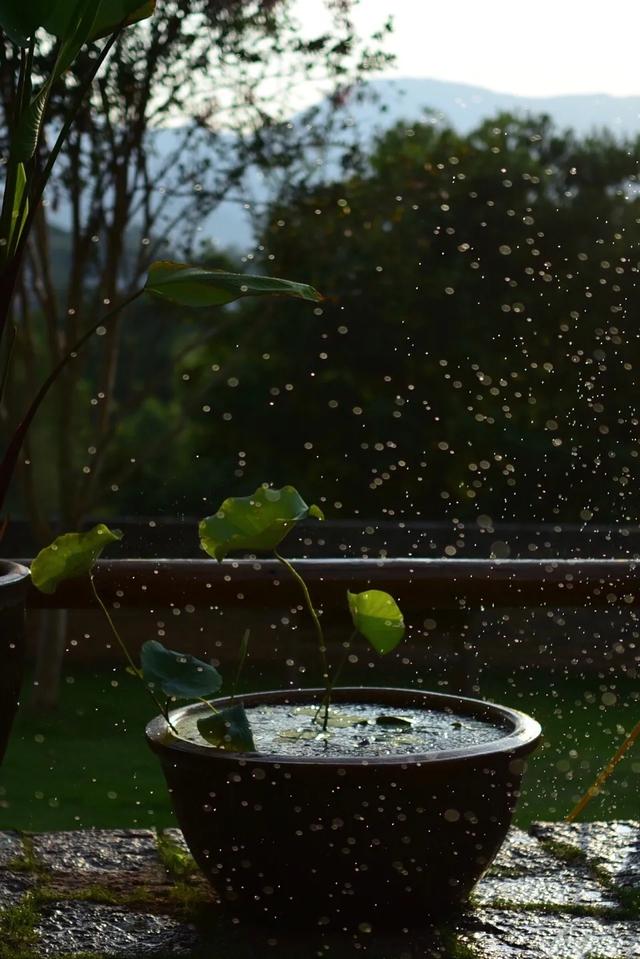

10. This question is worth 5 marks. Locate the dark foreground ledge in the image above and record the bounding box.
[0,821,638,957]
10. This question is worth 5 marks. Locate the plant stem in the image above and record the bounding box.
[0,43,30,265]
[231,629,250,701]
[273,548,331,728]
[89,573,174,729]
[198,697,220,716]
[566,716,640,822]
[313,631,356,729]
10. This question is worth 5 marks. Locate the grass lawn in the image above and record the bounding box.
[0,667,638,831]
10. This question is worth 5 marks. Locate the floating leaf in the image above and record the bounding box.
[145,261,322,308]
[141,640,222,700]
[375,715,413,728]
[278,727,318,742]
[31,524,122,594]
[347,589,405,654]
[295,707,366,729]
[200,485,324,561]
[197,704,255,752]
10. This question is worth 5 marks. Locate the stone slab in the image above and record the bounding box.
[0,830,22,867]
[32,829,162,878]
[474,828,619,909]
[0,871,33,909]
[35,900,199,957]
[466,909,640,958]
[532,820,640,888]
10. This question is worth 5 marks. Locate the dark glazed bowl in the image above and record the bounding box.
[146,687,541,929]
[0,561,30,765]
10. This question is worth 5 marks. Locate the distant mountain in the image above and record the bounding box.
[353,77,640,138]
[207,78,640,248]
[47,78,640,253]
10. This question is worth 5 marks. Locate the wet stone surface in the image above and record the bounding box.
[32,828,162,877]
[532,819,640,888]
[0,870,33,908]
[474,827,620,909]
[0,822,637,957]
[467,909,640,958]
[35,901,199,957]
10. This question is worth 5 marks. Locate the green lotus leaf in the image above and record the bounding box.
[347,589,405,655]
[199,485,324,561]
[140,640,222,700]
[31,523,122,594]
[197,703,256,752]
[145,261,322,307]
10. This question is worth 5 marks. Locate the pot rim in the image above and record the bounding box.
[146,686,542,767]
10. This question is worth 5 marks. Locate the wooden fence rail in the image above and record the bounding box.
[24,557,640,610]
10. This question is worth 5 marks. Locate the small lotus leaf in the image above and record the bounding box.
[141,640,222,700]
[31,524,122,594]
[145,261,321,308]
[347,589,405,654]
[199,485,324,561]
[197,703,256,752]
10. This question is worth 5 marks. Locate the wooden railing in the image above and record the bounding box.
[25,557,640,610]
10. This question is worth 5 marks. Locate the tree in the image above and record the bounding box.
[178,113,640,526]
[0,0,392,707]
[1,0,392,536]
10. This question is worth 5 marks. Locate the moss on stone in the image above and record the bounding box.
[0,893,40,959]
[5,835,44,877]
[156,831,198,879]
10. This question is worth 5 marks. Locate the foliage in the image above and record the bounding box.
[199,484,324,560]
[197,704,256,751]
[0,0,391,539]
[200,483,407,731]
[0,2,352,709]
[30,523,122,593]
[347,589,405,654]
[140,640,222,701]
[177,113,640,525]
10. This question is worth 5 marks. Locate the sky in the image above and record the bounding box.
[299,0,640,98]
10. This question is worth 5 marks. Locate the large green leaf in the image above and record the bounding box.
[140,640,222,700]
[13,1,155,162]
[0,1,51,45]
[197,704,256,752]
[0,0,154,45]
[199,485,324,562]
[31,523,122,594]
[347,589,405,655]
[89,0,155,38]
[145,261,322,308]
[42,0,155,40]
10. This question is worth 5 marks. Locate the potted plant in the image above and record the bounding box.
[30,485,542,929]
[0,1,321,762]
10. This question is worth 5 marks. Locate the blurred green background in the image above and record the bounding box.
[1,668,638,831]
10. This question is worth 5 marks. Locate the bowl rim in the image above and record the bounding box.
[145,686,542,767]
